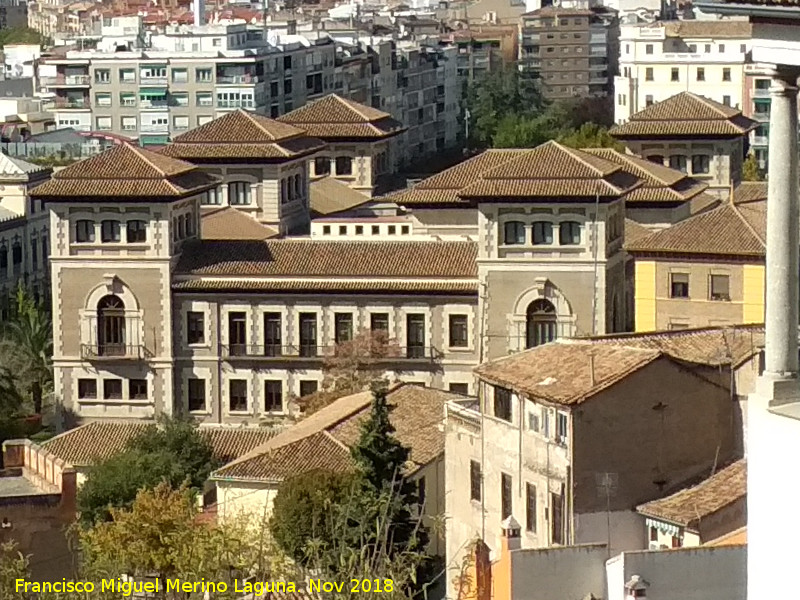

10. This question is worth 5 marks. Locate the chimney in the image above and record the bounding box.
[625,575,649,600]
[193,0,204,26]
[500,515,521,554]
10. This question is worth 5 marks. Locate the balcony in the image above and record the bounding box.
[54,98,90,109]
[753,88,770,98]
[140,122,169,133]
[216,74,261,84]
[140,75,168,85]
[81,344,153,361]
[217,99,255,109]
[221,344,442,364]
[139,99,168,109]
[752,135,768,146]
[41,74,91,86]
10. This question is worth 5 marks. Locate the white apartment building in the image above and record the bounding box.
[614,20,752,124]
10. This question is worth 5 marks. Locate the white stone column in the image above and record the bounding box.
[764,74,799,378]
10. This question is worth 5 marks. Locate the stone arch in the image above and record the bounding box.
[508,279,577,352]
[84,275,140,313]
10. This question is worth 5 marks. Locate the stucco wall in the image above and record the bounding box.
[509,544,607,600]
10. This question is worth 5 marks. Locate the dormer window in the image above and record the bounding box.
[504,221,525,245]
[76,219,95,243]
[559,222,581,245]
[101,220,121,243]
[532,221,553,245]
[126,220,147,243]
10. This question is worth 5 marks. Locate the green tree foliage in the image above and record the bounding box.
[558,122,624,151]
[0,542,29,600]
[0,27,46,48]
[743,151,764,181]
[77,417,218,525]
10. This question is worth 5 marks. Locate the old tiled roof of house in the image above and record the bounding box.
[624,218,653,244]
[160,109,327,160]
[31,143,220,199]
[625,189,766,257]
[278,94,405,139]
[584,148,709,204]
[172,239,478,293]
[637,459,746,528]
[663,20,752,37]
[201,207,278,240]
[212,384,460,482]
[310,176,372,216]
[0,154,50,179]
[610,92,759,138]
[42,421,279,466]
[475,325,764,404]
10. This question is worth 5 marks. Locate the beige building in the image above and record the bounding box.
[444,325,760,598]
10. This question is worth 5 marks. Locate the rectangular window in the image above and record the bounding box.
[645,95,654,107]
[228,181,251,205]
[103,379,122,400]
[94,69,110,83]
[692,154,710,174]
[449,383,469,395]
[672,535,682,548]
[556,412,568,445]
[526,483,537,532]
[101,220,120,243]
[78,378,97,399]
[96,116,112,130]
[670,67,679,82]
[196,92,213,107]
[172,68,188,83]
[30,239,37,271]
[315,157,331,175]
[334,312,354,344]
[448,314,469,348]
[470,460,482,501]
[126,220,146,243]
[121,116,137,131]
[406,314,425,358]
[299,312,318,357]
[494,387,512,422]
[195,68,212,82]
[229,379,248,412]
[501,473,512,520]
[74,219,93,242]
[188,378,206,412]
[532,222,553,245]
[370,312,389,333]
[119,68,136,83]
[94,92,111,107]
[264,380,283,412]
[696,67,705,81]
[335,156,353,176]
[264,312,282,356]
[299,380,318,397]
[129,379,148,400]
[645,44,653,54]
[670,273,689,298]
[710,274,730,301]
[228,311,247,355]
[722,67,731,82]
[723,95,731,106]
[187,311,205,345]
[551,492,564,544]
[559,221,581,245]
[650,526,658,542]
[645,67,653,81]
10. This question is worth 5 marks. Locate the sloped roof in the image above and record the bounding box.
[0,154,50,178]
[161,109,327,161]
[625,218,653,244]
[637,459,746,528]
[663,20,752,37]
[201,207,278,241]
[310,176,371,217]
[212,384,461,482]
[610,93,759,138]
[42,421,279,466]
[31,143,219,199]
[278,94,405,139]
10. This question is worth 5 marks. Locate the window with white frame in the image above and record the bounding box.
[504,221,525,245]
[532,221,553,245]
[559,221,581,245]
[229,379,248,412]
[188,378,206,411]
[556,411,568,445]
[264,380,283,412]
[228,181,251,205]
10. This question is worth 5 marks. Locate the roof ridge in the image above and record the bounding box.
[333,94,372,121]
[731,199,766,247]
[692,92,735,118]
[126,143,167,177]
[241,109,275,140]
[322,429,351,451]
[559,142,618,177]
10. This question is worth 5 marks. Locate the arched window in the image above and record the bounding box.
[228,181,251,205]
[294,173,302,198]
[559,221,581,245]
[532,221,553,245]
[97,294,125,356]
[504,221,525,245]
[526,299,557,348]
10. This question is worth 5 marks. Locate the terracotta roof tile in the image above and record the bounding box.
[201,207,278,241]
[625,218,653,244]
[172,278,478,293]
[212,384,460,482]
[174,239,478,278]
[160,109,327,161]
[31,143,219,199]
[610,93,759,138]
[310,176,371,216]
[42,421,278,466]
[278,94,405,139]
[733,181,768,204]
[637,459,746,527]
[663,20,752,38]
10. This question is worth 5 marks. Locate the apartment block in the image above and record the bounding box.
[614,20,752,124]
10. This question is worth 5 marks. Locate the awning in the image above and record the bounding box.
[645,517,682,537]
[139,135,169,146]
[138,88,167,97]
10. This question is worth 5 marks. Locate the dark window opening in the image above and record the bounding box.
[97,295,125,356]
[526,299,557,349]
[448,314,469,347]
[187,311,205,345]
[78,379,97,399]
[501,473,512,520]
[406,314,425,358]
[188,378,206,412]
[470,460,482,501]
[264,312,282,356]
[129,379,148,400]
[228,311,247,355]
[103,379,122,400]
[299,313,318,357]
[264,380,283,412]
[229,379,248,412]
[494,386,512,421]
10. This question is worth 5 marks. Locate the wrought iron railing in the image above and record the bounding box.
[81,344,153,360]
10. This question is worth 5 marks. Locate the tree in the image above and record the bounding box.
[77,416,218,524]
[1,285,53,414]
[558,122,624,151]
[491,114,553,149]
[297,329,401,416]
[0,27,46,48]
[0,542,29,600]
[743,151,764,181]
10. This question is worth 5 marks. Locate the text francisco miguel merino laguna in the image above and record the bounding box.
[17,578,396,596]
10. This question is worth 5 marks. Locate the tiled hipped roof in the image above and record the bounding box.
[201,207,278,241]
[278,94,406,139]
[42,421,278,466]
[213,384,460,482]
[610,92,759,138]
[160,109,326,160]
[637,459,746,528]
[31,143,220,199]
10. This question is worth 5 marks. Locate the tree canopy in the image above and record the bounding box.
[0,27,47,48]
[742,151,765,181]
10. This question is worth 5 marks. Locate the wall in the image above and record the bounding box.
[574,510,646,557]
[508,544,607,600]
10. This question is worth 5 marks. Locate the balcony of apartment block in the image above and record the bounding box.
[753,87,770,98]
[139,72,168,85]
[53,96,90,109]
[139,122,169,133]
[216,98,255,109]
[81,343,153,361]
[41,73,91,87]
[221,343,442,365]
[215,70,262,85]
[752,135,768,146]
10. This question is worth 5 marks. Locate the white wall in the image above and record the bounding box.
[510,544,607,600]
[575,510,647,557]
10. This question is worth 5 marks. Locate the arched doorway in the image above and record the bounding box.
[97,294,125,356]
[526,299,557,348]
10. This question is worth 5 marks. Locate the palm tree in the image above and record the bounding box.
[2,285,52,414]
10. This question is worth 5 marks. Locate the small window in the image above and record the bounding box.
[188,378,206,412]
[371,225,380,235]
[126,220,147,243]
[645,44,653,55]
[187,311,205,344]
[494,387,512,422]
[670,273,689,298]
[449,383,469,395]
[526,483,537,532]
[723,95,731,106]
[722,67,731,82]
[388,225,396,235]
[370,312,389,332]
[696,67,705,81]
[672,535,682,548]
[335,156,353,176]
[101,220,121,243]
[532,221,553,245]
[710,274,730,301]
[299,380,318,397]
[501,473,512,520]
[719,44,726,53]
[78,379,97,399]
[470,460,482,501]
[229,379,248,412]
[264,380,283,412]
[670,67,679,82]
[688,44,697,53]
[401,225,410,235]
[314,157,331,175]
[650,526,658,542]
[559,222,581,245]
[334,312,354,344]
[645,67,653,81]
[338,225,347,235]
[228,181,251,205]
[103,379,122,400]
[669,155,687,173]
[740,44,746,53]
[129,379,148,400]
[355,225,364,235]
[504,221,525,245]
[556,412,568,445]
[645,95,654,107]
[692,154,710,174]
[323,225,331,235]
[76,220,95,243]
[448,314,469,348]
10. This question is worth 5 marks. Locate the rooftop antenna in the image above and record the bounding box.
[595,472,618,559]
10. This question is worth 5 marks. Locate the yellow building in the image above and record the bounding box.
[627,182,766,331]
